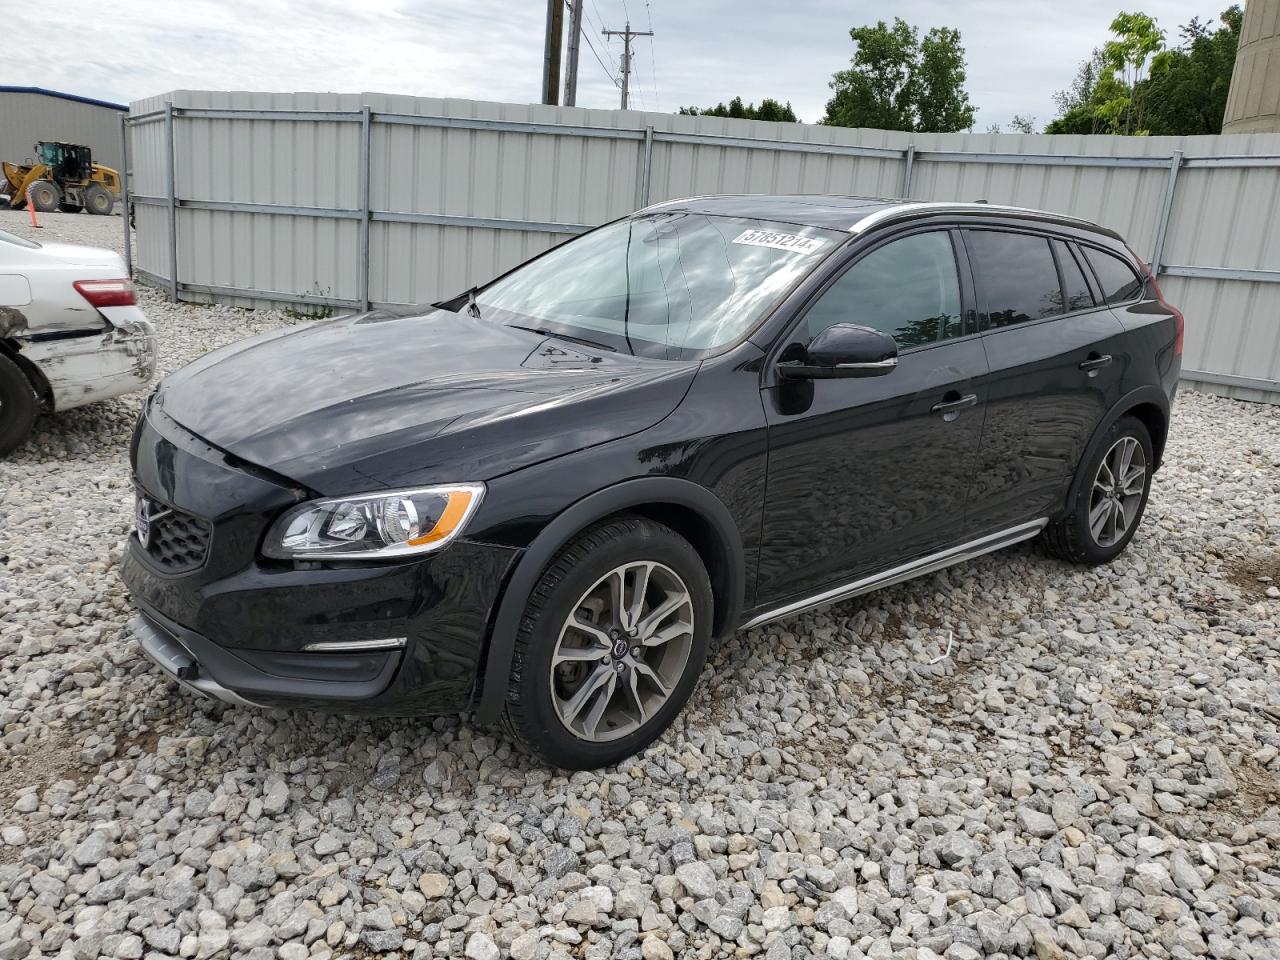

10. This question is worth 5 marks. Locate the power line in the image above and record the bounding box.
[580,24,621,87]
[576,4,621,87]
[644,0,659,111]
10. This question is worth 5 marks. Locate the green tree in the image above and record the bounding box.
[678,97,798,123]
[985,115,1037,134]
[1046,48,1112,134]
[1102,11,1165,133]
[1140,7,1242,135]
[821,18,976,132]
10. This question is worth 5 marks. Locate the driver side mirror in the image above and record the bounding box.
[778,323,899,379]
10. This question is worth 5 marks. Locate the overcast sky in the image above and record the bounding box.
[6,0,1224,130]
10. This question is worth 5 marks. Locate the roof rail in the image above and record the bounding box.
[849,201,1118,240]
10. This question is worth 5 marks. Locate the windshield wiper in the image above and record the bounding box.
[506,324,617,353]
[466,289,482,318]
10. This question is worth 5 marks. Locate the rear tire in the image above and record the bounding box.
[0,352,39,458]
[1041,415,1154,565]
[499,516,713,769]
[85,185,114,215]
[30,180,61,213]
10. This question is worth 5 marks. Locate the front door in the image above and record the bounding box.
[754,229,989,609]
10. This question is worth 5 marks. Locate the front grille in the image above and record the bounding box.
[136,493,211,573]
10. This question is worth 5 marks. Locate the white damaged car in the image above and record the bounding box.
[0,228,155,456]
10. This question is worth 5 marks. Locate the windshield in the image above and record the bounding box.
[0,229,40,249]
[474,213,842,359]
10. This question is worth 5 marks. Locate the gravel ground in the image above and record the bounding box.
[1,209,1279,960]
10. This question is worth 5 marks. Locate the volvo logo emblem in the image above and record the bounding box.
[135,496,171,549]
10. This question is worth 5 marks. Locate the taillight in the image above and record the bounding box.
[1138,262,1184,358]
[74,279,137,308]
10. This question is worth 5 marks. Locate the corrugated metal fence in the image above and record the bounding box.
[124,90,1280,402]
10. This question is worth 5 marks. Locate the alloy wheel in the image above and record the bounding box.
[1088,436,1147,548]
[549,561,694,742]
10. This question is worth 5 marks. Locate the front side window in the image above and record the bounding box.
[1083,246,1144,304]
[801,231,963,350]
[967,230,1064,328]
[475,213,841,359]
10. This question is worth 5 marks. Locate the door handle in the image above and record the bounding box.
[930,393,978,419]
[1078,354,1113,372]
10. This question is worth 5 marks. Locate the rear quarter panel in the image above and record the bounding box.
[1110,297,1181,403]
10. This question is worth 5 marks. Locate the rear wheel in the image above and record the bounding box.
[85,184,114,215]
[29,180,61,212]
[0,353,39,458]
[1042,415,1153,565]
[499,516,713,769]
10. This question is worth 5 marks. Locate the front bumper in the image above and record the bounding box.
[122,405,520,715]
[129,605,402,707]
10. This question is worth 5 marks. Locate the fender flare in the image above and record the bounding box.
[1062,385,1170,516]
[473,476,745,724]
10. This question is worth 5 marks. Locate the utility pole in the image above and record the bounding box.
[541,0,564,105]
[602,20,653,110]
[563,0,585,107]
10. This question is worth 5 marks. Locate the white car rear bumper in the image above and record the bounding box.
[21,305,156,411]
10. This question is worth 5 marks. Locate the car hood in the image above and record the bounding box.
[155,306,698,493]
[35,242,126,270]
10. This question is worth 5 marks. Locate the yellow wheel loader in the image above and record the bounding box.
[3,141,122,215]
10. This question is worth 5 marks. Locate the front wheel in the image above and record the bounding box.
[1042,415,1154,565]
[29,180,61,212]
[499,516,713,769]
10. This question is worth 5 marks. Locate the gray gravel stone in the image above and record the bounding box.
[674,861,717,899]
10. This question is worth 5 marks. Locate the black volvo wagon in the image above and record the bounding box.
[123,196,1183,768]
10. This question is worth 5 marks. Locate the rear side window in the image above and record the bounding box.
[1055,241,1095,312]
[1083,246,1144,304]
[966,230,1063,328]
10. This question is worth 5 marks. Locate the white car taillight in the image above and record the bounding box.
[74,279,137,308]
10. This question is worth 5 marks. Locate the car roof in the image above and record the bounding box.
[637,194,1122,242]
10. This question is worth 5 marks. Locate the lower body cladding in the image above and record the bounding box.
[122,540,519,716]
[17,316,156,411]
[123,410,519,716]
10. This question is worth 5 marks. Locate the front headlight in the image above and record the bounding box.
[263,484,485,560]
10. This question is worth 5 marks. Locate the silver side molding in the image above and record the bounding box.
[301,637,407,653]
[741,518,1049,631]
[836,358,898,372]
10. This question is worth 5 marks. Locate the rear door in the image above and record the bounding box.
[964,228,1128,535]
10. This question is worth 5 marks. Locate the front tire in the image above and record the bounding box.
[0,352,39,458]
[499,516,713,769]
[30,180,61,212]
[1042,415,1154,565]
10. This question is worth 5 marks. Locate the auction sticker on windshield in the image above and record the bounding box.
[732,229,828,255]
